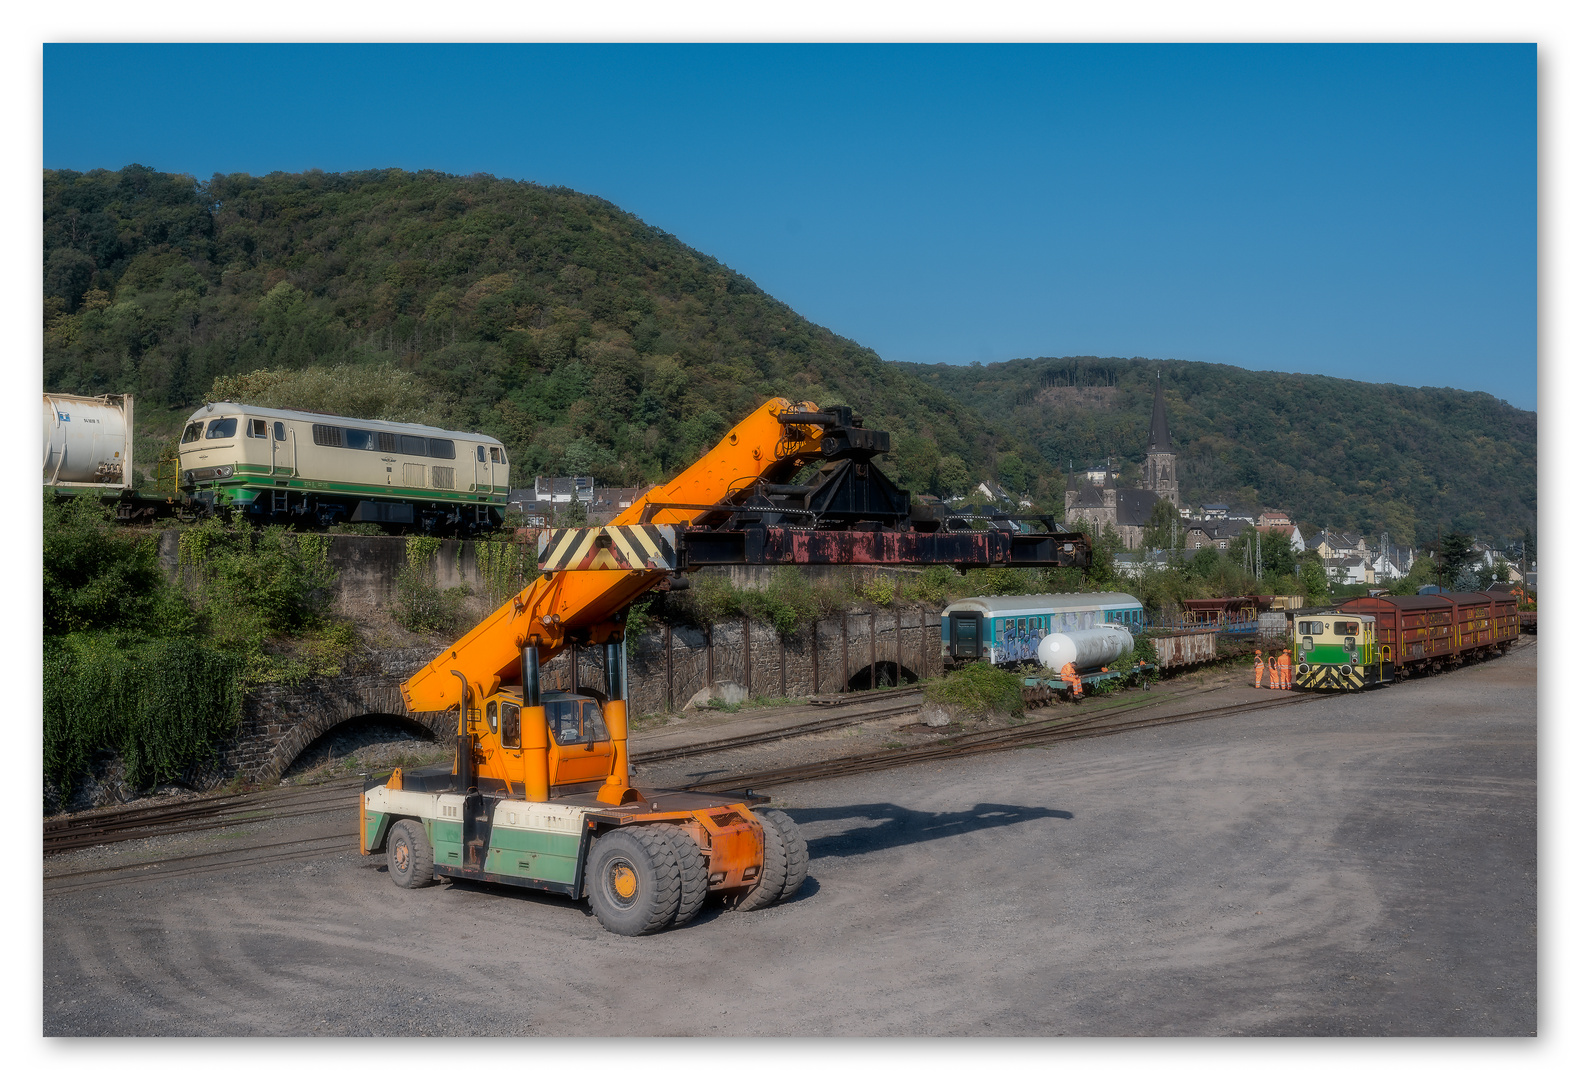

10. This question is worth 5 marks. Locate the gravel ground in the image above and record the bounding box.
[42,642,1535,1036]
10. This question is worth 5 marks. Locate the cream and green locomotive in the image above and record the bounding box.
[178,402,509,533]
[1293,613,1394,691]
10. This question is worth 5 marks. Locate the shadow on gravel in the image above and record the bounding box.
[783,802,1072,860]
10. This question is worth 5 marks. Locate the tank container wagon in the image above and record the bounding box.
[43,392,134,493]
[177,401,509,533]
[362,398,1092,936]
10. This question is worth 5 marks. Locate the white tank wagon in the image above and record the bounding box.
[941,591,1144,666]
[43,393,134,490]
[1036,625,1134,672]
[177,401,510,534]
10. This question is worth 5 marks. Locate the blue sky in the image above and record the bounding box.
[43,43,1535,409]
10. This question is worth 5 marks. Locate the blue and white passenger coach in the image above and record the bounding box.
[941,592,1145,665]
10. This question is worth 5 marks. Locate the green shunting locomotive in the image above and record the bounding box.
[1294,613,1395,690]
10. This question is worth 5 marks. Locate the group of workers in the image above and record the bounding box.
[1253,648,1294,690]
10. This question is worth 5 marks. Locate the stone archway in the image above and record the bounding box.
[239,676,450,784]
[845,661,920,692]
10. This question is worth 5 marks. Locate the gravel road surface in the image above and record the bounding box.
[43,641,1536,1036]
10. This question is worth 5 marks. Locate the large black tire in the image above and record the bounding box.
[761,809,808,902]
[587,827,683,936]
[736,809,791,912]
[646,822,708,927]
[387,819,434,889]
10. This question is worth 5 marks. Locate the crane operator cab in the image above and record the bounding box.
[472,688,615,795]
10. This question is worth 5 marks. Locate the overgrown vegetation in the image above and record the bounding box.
[44,636,244,793]
[43,493,357,800]
[923,662,1025,719]
[393,535,472,635]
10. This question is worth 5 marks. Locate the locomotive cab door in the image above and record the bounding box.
[270,421,294,476]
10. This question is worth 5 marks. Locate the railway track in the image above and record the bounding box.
[42,778,366,856]
[631,690,925,764]
[681,690,1312,793]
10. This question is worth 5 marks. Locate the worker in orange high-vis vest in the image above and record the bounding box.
[1278,648,1293,690]
[1253,649,1265,688]
[1060,661,1083,700]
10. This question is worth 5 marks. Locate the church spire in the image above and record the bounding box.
[1147,373,1172,453]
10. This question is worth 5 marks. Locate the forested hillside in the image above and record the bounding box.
[44,166,1535,547]
[43,165,987,493]
[901,357,1536,548]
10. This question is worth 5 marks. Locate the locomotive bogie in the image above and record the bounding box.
[177,402,509,533]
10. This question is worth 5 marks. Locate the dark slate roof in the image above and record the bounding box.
[1066,483,1109,510]
[1115,489,1160,527]
[1147,375,1172,453]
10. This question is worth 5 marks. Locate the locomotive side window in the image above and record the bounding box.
[428,439,455,459]
[247,418,267,438]
[477,446,486,462]
[1334,621,1360,636]
[181,422,204,444]
[312,424,344,447]
[345,428,376,451]
[490,446,504,463]
[379,432,398,453]
[205,417,237,439]
[273,422,286,441]
[400,434,427,456]
[1297,621,1325,635]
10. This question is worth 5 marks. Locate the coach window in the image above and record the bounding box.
[247,418,267,438]
[181,422,204,444]
[205,417,237,439]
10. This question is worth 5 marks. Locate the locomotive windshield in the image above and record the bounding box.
[205,417,236,439]
[181,422,203,444]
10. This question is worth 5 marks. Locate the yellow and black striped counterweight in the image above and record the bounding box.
[537,525,680,572]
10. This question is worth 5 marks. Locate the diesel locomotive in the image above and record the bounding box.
[177,401,509,533]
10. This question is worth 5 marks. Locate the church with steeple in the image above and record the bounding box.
[1064,375,1179,548]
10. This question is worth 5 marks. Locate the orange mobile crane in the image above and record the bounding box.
[359,398,1089,935]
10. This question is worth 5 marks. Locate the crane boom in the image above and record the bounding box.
[401,397,825,714]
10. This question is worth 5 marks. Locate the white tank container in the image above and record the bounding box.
[1037,625,1134,671]
[43,393,132,487]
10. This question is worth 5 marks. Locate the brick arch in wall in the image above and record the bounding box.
[260,680,449,783]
